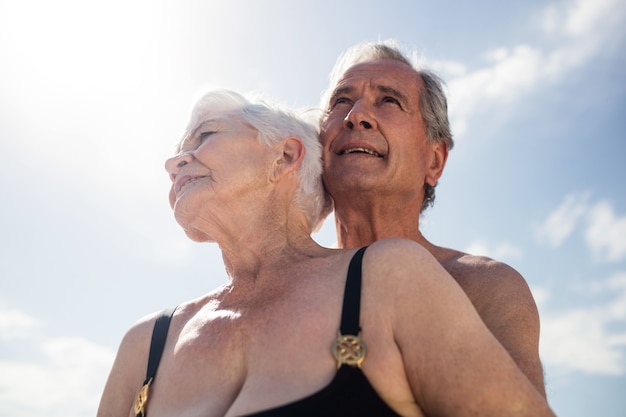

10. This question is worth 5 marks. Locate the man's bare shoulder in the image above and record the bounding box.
[431,246,528,294]
[427,245,542,328]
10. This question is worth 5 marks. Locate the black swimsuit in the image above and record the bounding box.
[135,247,401,417]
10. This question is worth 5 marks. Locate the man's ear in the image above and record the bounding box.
[270,137,305,181]
[425,141,449,186]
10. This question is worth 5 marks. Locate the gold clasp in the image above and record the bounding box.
[133,377,153,417]
[332,332,367,369]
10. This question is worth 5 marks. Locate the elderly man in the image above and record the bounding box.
[320,41,546,396]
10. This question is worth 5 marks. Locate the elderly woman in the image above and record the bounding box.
[97,90,554,417]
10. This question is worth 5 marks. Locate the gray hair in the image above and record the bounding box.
[321,40,454,212]
[180,89,332,232]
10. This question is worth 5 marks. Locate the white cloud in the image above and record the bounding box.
[537,272,626,376]
[535,192,591,248]
[541,0,626,79]
[0,309,41,341]
[535,193,626,263]
[0,309,115,417]
[604,274,626,320]
[542,0,622,39]
[464,240,523,262]
[541,309,625,375]
[445,0,626,136]
[447,44,544,135]
[585,201,626,262]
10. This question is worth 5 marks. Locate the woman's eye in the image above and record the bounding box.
[199,131,215,141]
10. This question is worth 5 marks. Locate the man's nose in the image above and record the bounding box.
[343,100,376,130]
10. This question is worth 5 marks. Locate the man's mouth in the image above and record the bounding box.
[340,147,383,157]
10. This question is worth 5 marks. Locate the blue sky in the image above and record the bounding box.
[1,0,625,415]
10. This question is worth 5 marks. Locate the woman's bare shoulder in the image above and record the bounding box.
[96,308,170,417]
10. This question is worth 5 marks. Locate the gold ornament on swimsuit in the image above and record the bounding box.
[134,377,153,417]
[332,332,367,368]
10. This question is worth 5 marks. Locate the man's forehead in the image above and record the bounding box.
[336,59,422,91]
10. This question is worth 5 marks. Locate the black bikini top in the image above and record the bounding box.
[134,246,401,417]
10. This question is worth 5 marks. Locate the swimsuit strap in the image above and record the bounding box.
[134,306,176,417]
[145,307,177,384]
[339,246,368,335]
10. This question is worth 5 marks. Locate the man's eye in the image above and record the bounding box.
[382,96,400,105]
[331,97,352,108]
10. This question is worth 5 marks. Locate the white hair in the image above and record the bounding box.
[180,89,332,232]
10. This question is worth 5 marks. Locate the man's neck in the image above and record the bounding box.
[334,206,458,267]
[334,201,428,249]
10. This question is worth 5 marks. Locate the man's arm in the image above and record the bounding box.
[465,259,546,397]
[369,239,555,416]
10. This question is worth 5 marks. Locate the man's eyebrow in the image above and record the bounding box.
[377,85,409,106]
[330,86,354,102]
[330,84,410,107]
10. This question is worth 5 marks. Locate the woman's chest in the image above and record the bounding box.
[144,296,343,416]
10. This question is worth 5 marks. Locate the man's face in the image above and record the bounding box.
[320,59,436,203]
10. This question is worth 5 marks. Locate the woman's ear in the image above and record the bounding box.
[270,137,305,181]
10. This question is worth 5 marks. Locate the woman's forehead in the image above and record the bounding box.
[193,106,238,125]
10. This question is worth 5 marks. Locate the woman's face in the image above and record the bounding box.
[164,112,273,241]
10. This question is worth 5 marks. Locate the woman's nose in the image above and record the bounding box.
[164,152,193,181]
